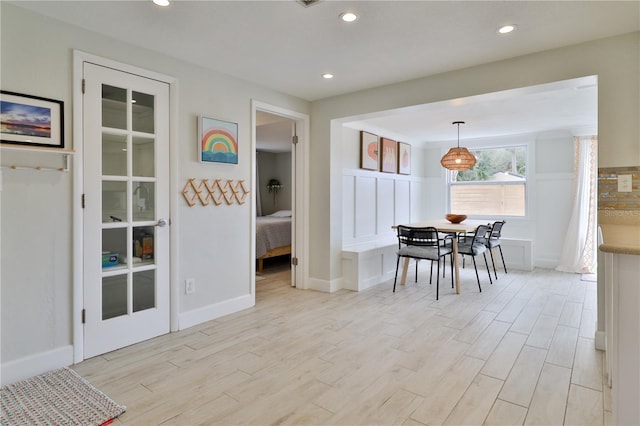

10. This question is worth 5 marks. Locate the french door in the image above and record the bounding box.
[82,62,170,358]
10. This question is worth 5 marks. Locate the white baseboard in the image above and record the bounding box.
[178,294,254,330]
[1,345,74,386]
[307,277,340,293]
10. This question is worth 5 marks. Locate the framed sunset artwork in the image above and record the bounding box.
[380,137,397,173]
[359,131,379,170]
[397,142,411,174]
[0,91,64,148]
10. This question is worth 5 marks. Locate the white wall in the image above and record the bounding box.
[309,31,639,288]
[421,130,575,269]
[0,3,309,380]
[341,125,425,247]
[257,151,292,215]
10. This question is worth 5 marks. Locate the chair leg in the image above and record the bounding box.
[483,252,493,284]
[489,247,498,280]
[471,255,482,293]
[443,256,446,278]
[429,260,434,284]
[436,256,440,300]
[498,245,508,274]
[415,260,419,282]
[393,256,401,292]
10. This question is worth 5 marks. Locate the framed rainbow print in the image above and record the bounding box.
[198,116,238,164]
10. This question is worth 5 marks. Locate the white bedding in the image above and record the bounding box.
[256,216,291,258]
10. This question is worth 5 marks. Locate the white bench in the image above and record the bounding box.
[341,238,399,291]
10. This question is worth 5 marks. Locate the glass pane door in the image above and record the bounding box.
[100,84,157,320]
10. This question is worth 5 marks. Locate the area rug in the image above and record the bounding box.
[1,367,125,426]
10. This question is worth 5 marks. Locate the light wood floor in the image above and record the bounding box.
[73,259,608,425]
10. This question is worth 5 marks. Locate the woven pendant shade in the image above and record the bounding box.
[440,147,477,170]
[441,121,476,171]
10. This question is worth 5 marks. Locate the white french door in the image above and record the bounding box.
[82,62,170,358]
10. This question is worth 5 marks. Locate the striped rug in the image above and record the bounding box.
[1,367,125,426]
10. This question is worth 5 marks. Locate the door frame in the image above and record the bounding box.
[72,51,179,363]
[251,100,310,289]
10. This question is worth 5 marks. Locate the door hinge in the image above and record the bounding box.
[82,79,86,94]
[292,135,298,145]
[292,257,298,266]
[81,309,86,324]
[81,194,85,208]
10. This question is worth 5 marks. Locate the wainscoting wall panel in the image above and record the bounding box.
[342,169,426,290]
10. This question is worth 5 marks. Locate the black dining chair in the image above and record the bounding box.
[486,221,507,279]
[457,224,493,292]
[393,226,454,300]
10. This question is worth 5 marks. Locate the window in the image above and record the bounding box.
[449,146,527,216]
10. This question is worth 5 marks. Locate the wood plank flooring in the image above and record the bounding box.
[73,260,607,425]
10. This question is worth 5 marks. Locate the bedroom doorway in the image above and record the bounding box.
[253,102,308,289]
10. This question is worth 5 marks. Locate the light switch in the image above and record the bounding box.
[618,174,632,192]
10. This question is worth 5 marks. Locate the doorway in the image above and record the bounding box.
[252,101,309,290]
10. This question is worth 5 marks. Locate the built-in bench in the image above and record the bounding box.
[341,238,399,291]
[341,237,532,292]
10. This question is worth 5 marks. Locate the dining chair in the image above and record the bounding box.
[457,224,493,292]
[486,220,507,279]
[393,226,454,300]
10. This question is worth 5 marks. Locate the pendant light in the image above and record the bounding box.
[440,121,476,171]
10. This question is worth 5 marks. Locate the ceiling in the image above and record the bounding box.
[10,1,638,145]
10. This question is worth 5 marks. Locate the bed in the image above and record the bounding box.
[256,210,292,272]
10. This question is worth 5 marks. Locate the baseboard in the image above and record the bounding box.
[1,345,74,386]
[178,294,254,330]
[307,277,340,293]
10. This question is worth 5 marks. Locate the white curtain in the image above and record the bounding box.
[256,155,262,217]
[557,135,597,273]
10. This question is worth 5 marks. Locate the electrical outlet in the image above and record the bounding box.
[185,278,195,294]
[618,174,632,193]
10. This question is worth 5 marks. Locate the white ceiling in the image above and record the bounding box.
[10,1,637,145]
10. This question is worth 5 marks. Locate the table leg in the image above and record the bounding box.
[400,257,410,285]
[453,238,461,294]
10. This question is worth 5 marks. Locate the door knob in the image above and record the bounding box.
[156,218,168,227]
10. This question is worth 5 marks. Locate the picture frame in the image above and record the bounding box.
[198,115,238,164]
[359,131,379,170]
[0,91,64,149]
[397,142,411,175]
[380,137,397,173]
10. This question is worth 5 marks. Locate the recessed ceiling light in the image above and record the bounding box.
[498,24,516,34]
[340,12,358,22]
[322,73,334,79]
[153,0,170,7]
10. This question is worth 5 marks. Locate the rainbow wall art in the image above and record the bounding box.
[199,116,238,164]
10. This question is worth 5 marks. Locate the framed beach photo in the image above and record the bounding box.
[397,142,411,175]
[0,91,64,149]
[198,115,239,164]
[380,137,397,173]
[359,131,379,170]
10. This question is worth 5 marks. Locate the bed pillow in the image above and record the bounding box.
[268,210,292,217]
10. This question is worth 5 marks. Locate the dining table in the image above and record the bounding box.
[393,219,491,294]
